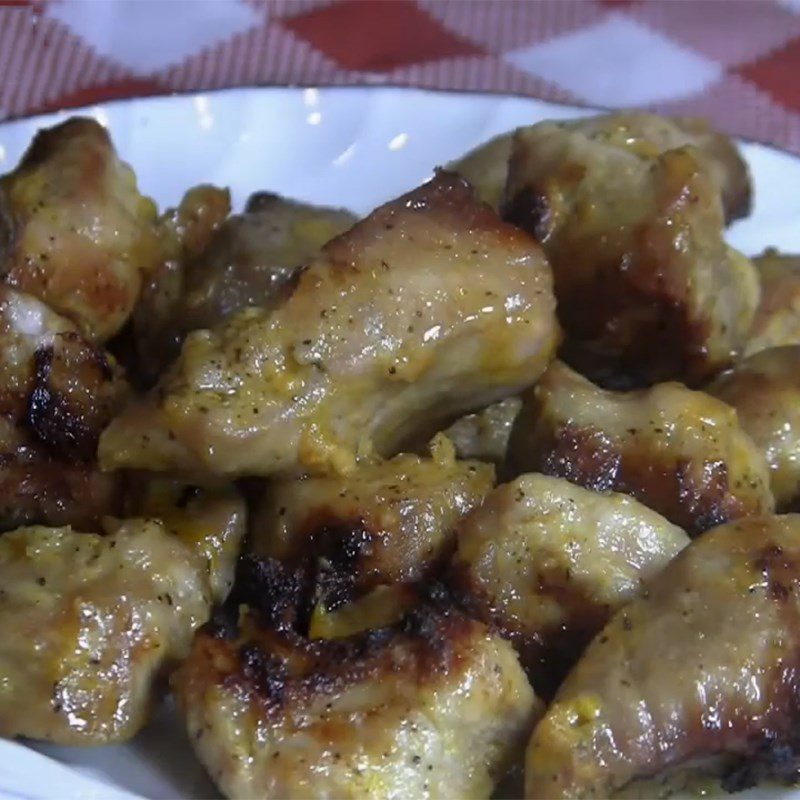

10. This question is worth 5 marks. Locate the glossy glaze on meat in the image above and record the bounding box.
[172,558,540,799]
[449,474,688,691]
[0,499,244,744]
[708,346,800,511]
[510,361,774,535]
[525,515,800,798]
[746,252,800,357]
[100,172,559,479]
[249,441,494,607]
[452,114,750,222]
[134,190,354,383]
[503,114,758,386]
[125,478,247,602]
[0,118,163,342]
[0,286,128,530]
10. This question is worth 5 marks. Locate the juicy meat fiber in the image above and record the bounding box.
[707,346,800,511]
[0,118,163,342]
[504,114,758,386]
[0,486,245,744]
[449,474,688,690]
[509,361,774,536]
[525,515,800,798]
[172,562,540,800]
[249,441,494,605]
[134,190,354,382]
[100,172,559,479]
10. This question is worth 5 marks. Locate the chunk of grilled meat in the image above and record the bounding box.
[0,286,128,530]
[125,478,247,602]
[0,494,245,744]
[441,396,521,468]
[746,252,800,357]
[0,118,164,342]
[124,184,230,385]
[100,172,559,479]
[0,419,121,532]
[449,474,688,691]
[453,115,750,221]
[509,361,774,536]
[250,442,494,609]
[504,114,758,387]
[172,558,540,800]
[525,515,800,798]
[134,190,353,383]
[707,346,800,512]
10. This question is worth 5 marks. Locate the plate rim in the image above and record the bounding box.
[3,82,798,163]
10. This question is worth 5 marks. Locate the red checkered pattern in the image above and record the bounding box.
[2,0,800,153]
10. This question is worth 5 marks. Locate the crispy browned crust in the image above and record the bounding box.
[503,120,756,387]
[0,292,128,530]
[26,332,120,460]
[0,440,122,532]
[503,173,712,389]
[527,422,758,536]
[180,555,482,721]
[326,170,535,268]
[509,363,773,536]
[14,118,109,168]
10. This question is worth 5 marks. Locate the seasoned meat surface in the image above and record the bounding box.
[0,286,127,530]
[250,440,494,606]
[708,346,800,511]
[0,501,244,744]
[449,474,688,690]
[125,479,247,602]
[100,172,559,479]
[0,118,163,342]
[504,114,758,386]
[509,361,774,535]
[525,515,800,798]
[746,252,800,357]
[173,559,540,799]
[134,191,354,382]
[451,114,750,220]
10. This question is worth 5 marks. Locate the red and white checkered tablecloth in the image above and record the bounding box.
[2,0,800,154]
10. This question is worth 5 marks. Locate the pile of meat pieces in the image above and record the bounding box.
[2,113,800,799]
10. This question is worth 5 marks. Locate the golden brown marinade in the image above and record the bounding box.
[249,446,494,606]
[173,556,540,800]
[0,118,164,342]
[509,361,774,535]
[134,189,355,384]
[0,286,128,530]
[525,515,800,798]
[100,172,560,479]
[503,115,758,387]
[0,482,245,745]
[448,474,688,693]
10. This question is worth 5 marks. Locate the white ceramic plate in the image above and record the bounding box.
[0,86,799,800]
